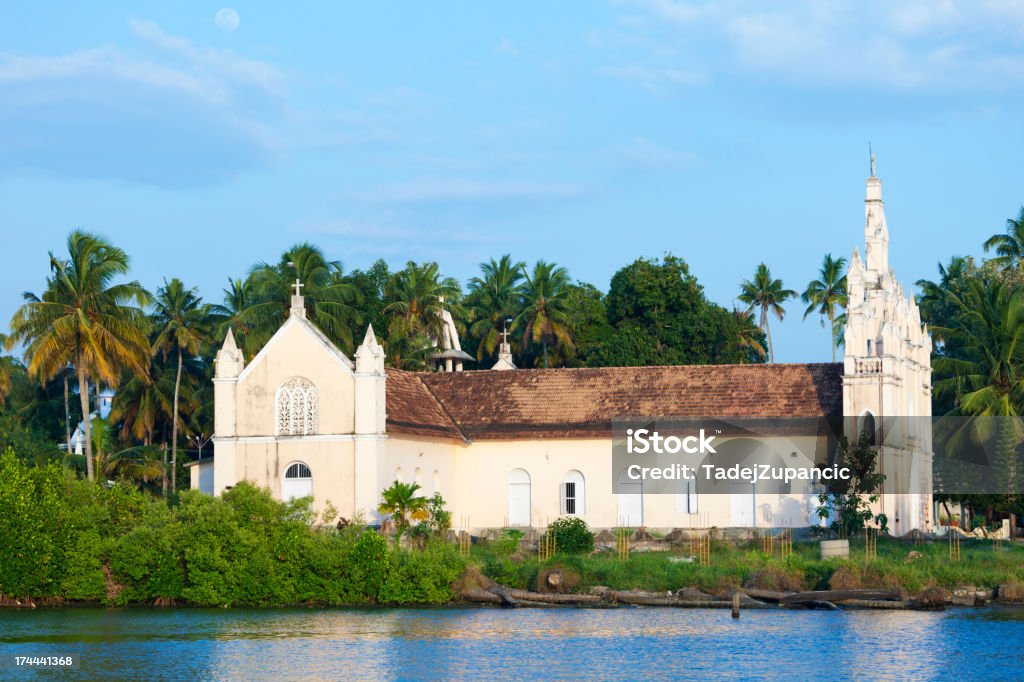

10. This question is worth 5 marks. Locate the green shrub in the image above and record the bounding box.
[379,540,464,604]
[549,516,594,555]
[493,528,524,558]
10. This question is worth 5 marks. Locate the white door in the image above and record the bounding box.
[508,469,531,526]
[730,483,755,526]
[617,470,643,526]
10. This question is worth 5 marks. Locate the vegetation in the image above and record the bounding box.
[0,452,462,606]
[468,532,1024,597]
[548,516,595,555]
[738,262,796,363]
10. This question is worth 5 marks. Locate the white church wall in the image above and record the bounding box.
[232,320,356,438]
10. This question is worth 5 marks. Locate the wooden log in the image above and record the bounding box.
[741,588,795,603]
[836,599,908,610]
[462,589,502,604]
[609,590,679,606]
[780,589,902,605]
[505,589,603,605]
[732,591,740,619]
[488,586,519,607]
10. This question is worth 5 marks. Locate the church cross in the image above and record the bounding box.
[293,278,304,297]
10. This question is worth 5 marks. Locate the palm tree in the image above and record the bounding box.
[515,261,574,369]
[383,261,464,359]
[150,278,206,494]
[983,207,1024,270]
[9,231,150,481]
[209,277,256,360]
[109,362,176,447]
[378,480,430,542]
[732,308,767,363]
[801,254,848,362]
[738,263,795,363]
[932,279,1024,500]
[0,333,12,407]
[246,243,362,354]
[467,255,525,361]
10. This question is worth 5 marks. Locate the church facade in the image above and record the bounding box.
[193,167,933,534]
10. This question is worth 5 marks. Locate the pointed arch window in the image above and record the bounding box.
[276,377,319,436]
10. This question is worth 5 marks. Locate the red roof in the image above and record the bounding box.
[386,363,843,441]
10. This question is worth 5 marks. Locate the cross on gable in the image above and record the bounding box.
[293,278,304,297]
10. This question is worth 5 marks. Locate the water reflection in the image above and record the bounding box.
[1,607,1022,680]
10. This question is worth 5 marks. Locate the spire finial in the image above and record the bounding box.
[869,143,876,177]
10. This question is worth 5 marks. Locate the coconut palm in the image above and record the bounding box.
[738,263,795,363]
[0,333,12,407]
[109,362,176,446]
[983,207,1024,271]
[245,243,362,354]
[515,261,574,369]
[9,231,150,481]
[801,254,848,362]
[383,261,464,354]
[732,308,767,363]
[467,255,525,361]
[378,480,430,542]
[932,279,1024,495]
[151,278,207,493]
[209,277,257,360]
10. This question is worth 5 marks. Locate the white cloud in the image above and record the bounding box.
[494,37,520,58]
[600,0,1024,91]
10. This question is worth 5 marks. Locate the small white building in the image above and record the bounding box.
[194,165,932,533]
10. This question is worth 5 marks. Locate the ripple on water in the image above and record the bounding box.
[1,606,1023,680]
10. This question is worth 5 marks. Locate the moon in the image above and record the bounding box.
[214,8,240,32]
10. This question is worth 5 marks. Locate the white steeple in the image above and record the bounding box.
[491,320,517,370]
[864,151,889,275]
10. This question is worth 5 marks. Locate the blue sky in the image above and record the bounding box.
[3,1,1023,363]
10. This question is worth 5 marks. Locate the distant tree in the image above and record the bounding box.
[150,278,207,494]
[343,259,390,345]
[563,283,614,367]
[9,231,150,481]
[466,255,525,363]
[595,255,757,366]
[515,261,574,369]
[246,243,362,354]
[384,262,464,368]
[801,254,848,362]
[983,206,1024,271]
[209,277,257,360]
[738,263,795,363]
[733,308,767,363]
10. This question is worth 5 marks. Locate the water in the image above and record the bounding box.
[1,606,1023,680]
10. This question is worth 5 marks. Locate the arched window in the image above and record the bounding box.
[508,469,531,527]
[394,466,404,483]
[276,377,318,436]
[432,469,441,496]
[859,412,877,446]
[560,470,585,516]
[282,462,312,501]
[415,467,423,486]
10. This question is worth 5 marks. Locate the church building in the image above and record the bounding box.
[192,164,933,534]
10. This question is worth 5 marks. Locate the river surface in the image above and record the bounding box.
[1,606,1023,680]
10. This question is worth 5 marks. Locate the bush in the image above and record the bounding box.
[549,516,594,555]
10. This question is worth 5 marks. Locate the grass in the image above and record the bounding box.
[470,536,1024,597]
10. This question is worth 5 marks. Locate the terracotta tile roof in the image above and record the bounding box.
[385,369,466,440]
[387,363,843,441]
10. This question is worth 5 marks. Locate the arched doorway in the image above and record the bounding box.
[507,469,531,527]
